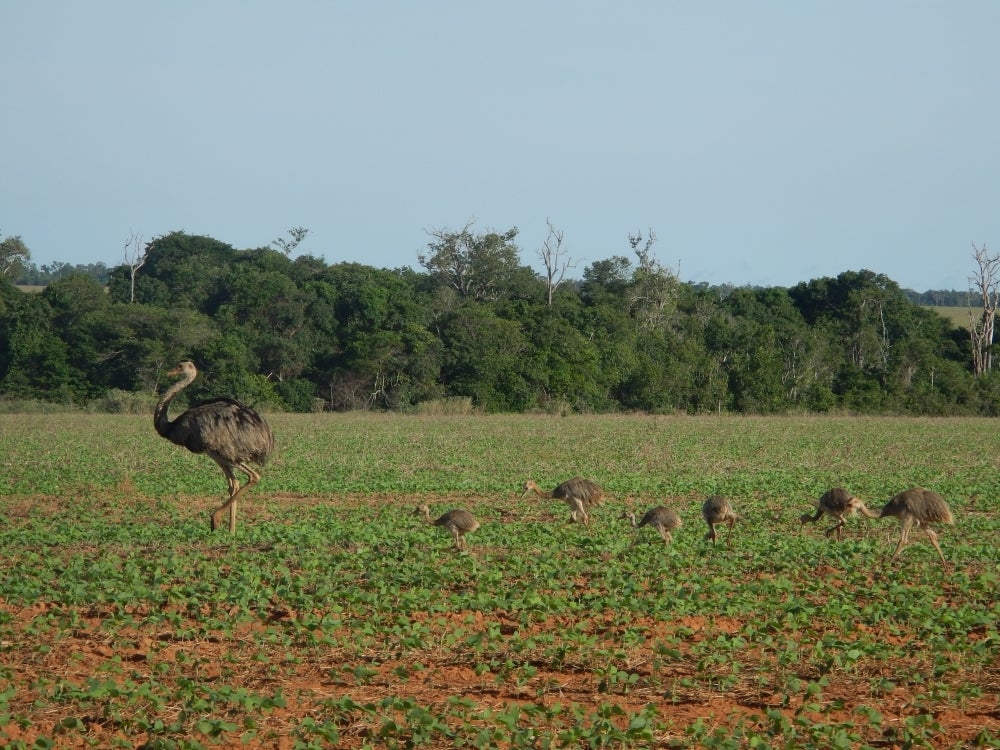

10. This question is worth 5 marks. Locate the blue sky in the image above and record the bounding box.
[3,2,998,291]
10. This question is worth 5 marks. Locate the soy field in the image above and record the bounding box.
[1,413,998,749]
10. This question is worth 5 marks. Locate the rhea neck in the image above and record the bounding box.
[525,483,553,499]
[154,366,197,437]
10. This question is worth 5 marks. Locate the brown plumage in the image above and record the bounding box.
[622,506,682,544]
[415,504,480,550]
[154,360,274,533]
[878,487,954,565]
[702,495,738,547]
[800,487,879,540]
[523,477,605,525]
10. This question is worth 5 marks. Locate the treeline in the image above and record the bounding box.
[903,289,975,307]
[1,229,997,415]
[13,262,969,307]
[15,261,113,287]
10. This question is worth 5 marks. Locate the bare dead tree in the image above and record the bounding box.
[968,242,999,375]
[123,231,147,303]
[537,219,577,305]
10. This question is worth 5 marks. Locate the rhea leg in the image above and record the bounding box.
[825,516,845,540]
[924,527,947,565]
[889,517,914,561]
[724,517,736,548]
[221,468,260,533]
[211,460,260,533]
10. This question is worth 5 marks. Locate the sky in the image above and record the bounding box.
[3,2,999,292]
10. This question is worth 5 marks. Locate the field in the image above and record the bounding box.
[1,413,998,749]
[928,307,975,330]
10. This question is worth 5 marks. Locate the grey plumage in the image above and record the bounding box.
[415,504,480,550]
[523,476,605,525]
[154,360,274,533]
[878,487,954,565]
[622,506,682,544]
[800,487,879,540]
[702,495,738,547]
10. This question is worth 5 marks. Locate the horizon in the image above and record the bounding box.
[13,248,979,296]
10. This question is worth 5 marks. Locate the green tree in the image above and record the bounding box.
[104,305,222,395]
[626,230,679,329]
[312,263,442,410]
[437,304,533,411]
[218,264,310,380]
[711,288,826,413]
[522,306,604,411]
[419,223,524,302]
[0,287,74,401]
[112,231,238,310]
[0,232,31,280]
[581,256,632,307]
[790,270,972,413]
[40,274,113,399]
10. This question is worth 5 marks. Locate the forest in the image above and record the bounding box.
[1,228,998,416]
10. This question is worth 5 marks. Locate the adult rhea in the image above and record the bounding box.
[154,361,274,533]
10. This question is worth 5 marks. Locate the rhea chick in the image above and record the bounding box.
[702,495,738,547]
[414,504,480,550]
[523,477,604,525]
[877,487,954,565]
[800,487,879,540]
[622,506,682,544]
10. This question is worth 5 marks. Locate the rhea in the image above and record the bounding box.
[414,504,480,550]
[702,495,738,547]
[878,487,954,565]
[154,360,274,533]
[523,477,605,525]
[800,487,879,540]
[621,506,682,544]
